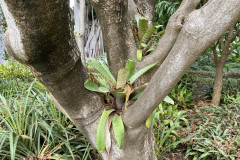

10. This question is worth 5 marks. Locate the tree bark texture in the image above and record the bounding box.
[1,0,240,159]
[212,63,224,105]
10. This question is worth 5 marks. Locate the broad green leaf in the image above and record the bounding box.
[112,114,125,149]
[142,26,157,43]
[146,110,156,128]
[116,68,129,89]
[87,59,116,85]
[84,79,109,93]
[138,18,148,41]
[129,63,158,84]
[163,96,174,105]
[125,59,135,80]
[137,49,143,61]
[96,109,115,153]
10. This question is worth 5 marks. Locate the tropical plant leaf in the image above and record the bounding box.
[87,59,116,85]
[138,18,148,41]
[142,26,157,43]
[137,49,143,61]
[125,59,135,80]
[116,68,129,89]
[84,79,109,93]
[163,96,174,105]
[129,63,158,84]
[112,114,125,149]
[96,109,115,153]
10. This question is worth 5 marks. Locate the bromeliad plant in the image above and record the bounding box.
[130,16,164,61]
[84,58,157,154]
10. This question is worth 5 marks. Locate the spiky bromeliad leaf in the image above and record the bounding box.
[125,59,135,80]
[87,59,116,85]
[129,63,158,84]
[116,68,129,89]
[96,109,115,153]
[84,79,109,93]
[138,18,149,42]
[137,49,143,61]
[142,26,157,44]
[112,114,125,149]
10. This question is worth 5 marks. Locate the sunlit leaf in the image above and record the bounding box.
[116,68,129,89]
[125,59,135,80]
[137,49,143,61]
[163,96,174,105]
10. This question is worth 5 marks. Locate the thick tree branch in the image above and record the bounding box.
[123,0,240,128]
[1,0,104,133]
[136,0,201,71]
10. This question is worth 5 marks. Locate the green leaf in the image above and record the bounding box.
[140,43,148,48]
[125,59,135,80]
[96,109,115,153]
[84,79,109,93]
[116,68,129,89]
[87,59,116,85]
[129,63,158,84]
[146,46,154,53]
[142,26,157,43]
[146,110,156,128]
[137,49,143,61]
[138,18,149,41]
[199,152,210,159]
[112,114,125,149]
[163,96,174,105]
[131,91,143,100]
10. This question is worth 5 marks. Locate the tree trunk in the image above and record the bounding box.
[1,0,240,159]
[211,63,224,106]
[100,125,157,160]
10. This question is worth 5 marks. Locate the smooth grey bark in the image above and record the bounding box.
[1,0,240,159]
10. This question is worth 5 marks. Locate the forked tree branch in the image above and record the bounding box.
[123,0,240,128]
[1,0,104,134]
